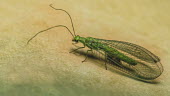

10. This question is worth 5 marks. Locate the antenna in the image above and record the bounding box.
[27,25,73,45]
[27,4,77,45]
[49,4,76,36]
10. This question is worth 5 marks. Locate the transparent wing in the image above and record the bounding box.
[97,38,160,63]
[92,38,163,80]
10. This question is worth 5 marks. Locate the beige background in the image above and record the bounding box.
[0,0,170,96]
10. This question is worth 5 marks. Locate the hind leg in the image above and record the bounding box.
[105,53,108,70]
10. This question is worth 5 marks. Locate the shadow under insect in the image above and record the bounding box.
[70,48,160,84]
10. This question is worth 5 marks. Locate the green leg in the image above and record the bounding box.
[82,49,92,62]
[69,44,85,53]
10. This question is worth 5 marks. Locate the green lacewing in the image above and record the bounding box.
[27,4,163,80]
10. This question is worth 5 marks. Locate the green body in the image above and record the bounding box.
[74,36,137,65]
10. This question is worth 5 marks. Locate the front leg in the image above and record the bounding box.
[69,44,85,53]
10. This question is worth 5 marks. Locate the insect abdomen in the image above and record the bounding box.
[85,37,137,65]
[104,45,137,65]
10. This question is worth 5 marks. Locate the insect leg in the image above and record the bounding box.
[69,46,85,53]
[69,44,85,53]
[82,49,92,62]
[105,53,108,70]
[72,42,79,47]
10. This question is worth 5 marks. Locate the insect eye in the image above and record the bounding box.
[72,40,78,43]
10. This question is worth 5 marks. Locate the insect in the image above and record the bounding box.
[27,4,163,80]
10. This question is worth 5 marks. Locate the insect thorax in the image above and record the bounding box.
[74,36,101,50]
[84,37,103,50]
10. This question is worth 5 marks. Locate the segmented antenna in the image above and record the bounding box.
[27,4,76,45]
[27,25,73,45]
[49,4,76,36]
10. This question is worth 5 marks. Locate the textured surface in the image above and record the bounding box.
[0,0,170,96]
